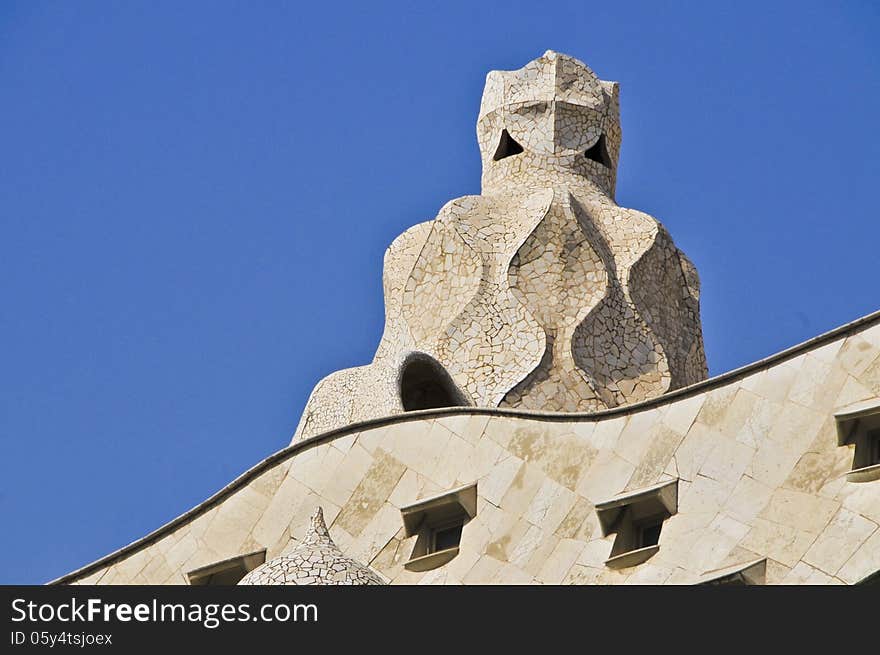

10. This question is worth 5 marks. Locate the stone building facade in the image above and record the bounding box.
[53,52,880,586]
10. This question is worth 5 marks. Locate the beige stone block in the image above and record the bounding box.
[508,425,597,490]
[491,562,533,584]
[664,567,701,585]
[839,483,880,525]
[784,450,845,495]
[485,516,531,563]
[735,395,782,448]
[568,420,596,444]
[684,514,749,574]
[140,555,173,584]
[763,558,792,584]
[788,355,848,411]
[480,454,523,506]
[356,425,389,454]
[661,393,706,435]
[163,533,200,572]
[290,443,346,498]
[576,538,615,569]
[369,536,406,579]
[430,429,474,489]
[562,564,604,585]
[334,448,406,537]
[837,529,880,584]
[524,478,577,532]
[740,519,816,567]
[677,474,733,516]
[555,496,596,541]
[783,561,836,585]
[614,411,659,465]
[627,424,686,490]
[348,502,403,565]
[200,486,268,556]
[535,538,585,584]
[330,431,359,454]
[111,549,151,584]
[482,416,516,449]
[506,523,545,567]
[838,335,879,378]
[802,508,877,576]
[810,338,844,363]
[716,389,758,440]
[695,384,738,426]
[624,563,674,585]
[834,375,875,408]
[746,438,802,488]
[251,474,313,549]
[463,555,505,584]
[587,416,627,451]
[747,360,801,404]
[379,420,448,482]
[758,489,838,534]
[767,403,827,456]
[500,461,544,518]
[457,435,508,486]
[698,437,754,487]
[387,469,442,509]
[249,461,289,501]
[575,451,635,503]
[861,323,880,349]
[434,414,490,446]
[674,421,721,482]
[524,532,562,577]
[723,475,774,524]
[443,547,482,581]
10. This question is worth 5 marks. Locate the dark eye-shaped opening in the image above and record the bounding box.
[400,355,468,411]
[493,129,524,161]
[585,133,611,168]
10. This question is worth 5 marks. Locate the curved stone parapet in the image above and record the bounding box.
[55,310,880,586]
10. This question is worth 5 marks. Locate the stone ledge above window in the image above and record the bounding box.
[595,479,678,569]
[400,482,477,573]
[186,549,267,585]
[835,399,880,483]
[697,558,767,585]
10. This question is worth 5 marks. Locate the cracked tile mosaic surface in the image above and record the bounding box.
[238,507,385,585]
[294,51,707,440]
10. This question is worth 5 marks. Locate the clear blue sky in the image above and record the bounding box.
[1,1,878,584]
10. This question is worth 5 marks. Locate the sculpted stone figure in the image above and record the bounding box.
[294,51,707,441]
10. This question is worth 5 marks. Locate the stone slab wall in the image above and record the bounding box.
[62,316,880,585]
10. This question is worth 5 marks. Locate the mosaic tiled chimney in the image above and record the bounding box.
[293,51,708,441]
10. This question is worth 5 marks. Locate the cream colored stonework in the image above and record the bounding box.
[53,52,880,586]
[293,51,707,441]
[56,312,880,585]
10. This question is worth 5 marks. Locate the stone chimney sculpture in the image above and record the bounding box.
[294,50,707,441]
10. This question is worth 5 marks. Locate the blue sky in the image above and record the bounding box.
[1,1,877,584]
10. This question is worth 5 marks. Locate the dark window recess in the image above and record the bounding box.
[584,133,611,167]
[400,483,477,572]
[636,519,663,548]
[432,524,463,553]
[871,430,880,465]
[400,357,466,411]
[186,550,266,586]
[493,129,524,161]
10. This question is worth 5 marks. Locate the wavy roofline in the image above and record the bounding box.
[49,307,880,585]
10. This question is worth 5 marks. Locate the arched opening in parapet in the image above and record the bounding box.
[493,129,524,161]
[399,355,469,411]
[584,133,611,168]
